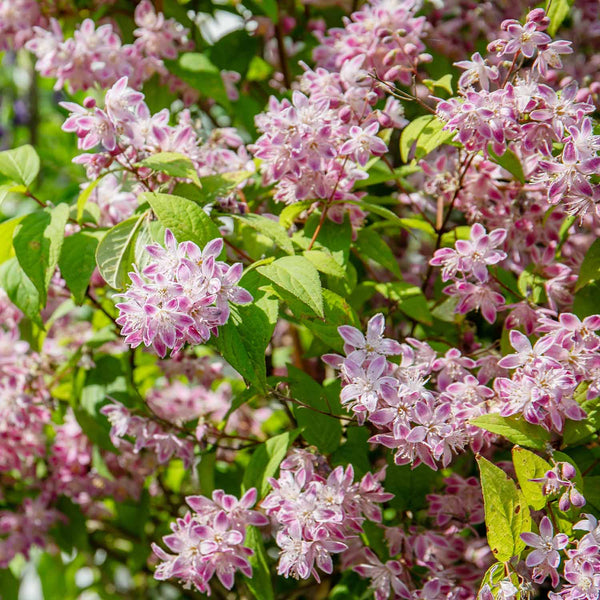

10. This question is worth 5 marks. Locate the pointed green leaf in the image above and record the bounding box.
[257,255,324,318]
[477,455,531,562]
[0,144,40,187]
[137,152,201,186]
[234,213,294,254]
[512,446,552,510]
[470,413,552,450]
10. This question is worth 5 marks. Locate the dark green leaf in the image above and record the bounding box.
[355,228,402,278]
[244,526,275,600]
[488,147,525,184]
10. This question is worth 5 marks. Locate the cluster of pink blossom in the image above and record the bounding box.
[0,0,41,51]
[101,400,196,468]
[261,449,393,582]
[25,1,192,92]
[152,488,268,594]
[116,229,252,358]
[323,314,492,470]
[430,223,508,323]
[349,474,489,599]
[436,8,600,221]
[250,0,432,226]
[61,76,253,218]
[313,0,430,87]
[492,313,600,432]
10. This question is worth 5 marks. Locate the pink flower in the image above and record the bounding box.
[521,516,569,570]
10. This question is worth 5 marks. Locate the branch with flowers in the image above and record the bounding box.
[1,0,600,598]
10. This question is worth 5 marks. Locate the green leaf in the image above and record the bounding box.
[286,364,342,453]
[303,249,346,278]
[95,213,148,289]
[477,455,531,562]
[234,213,294,254]
[330,426,371,478]
[355,228,402,278]
[0,215,24,264]
[574,281,600,319]
[547,0,573,36]
[242,430,299,498]
[399,115,454,162]
[0,568,20,599]
[517,267,547,304]
[563,395,600,445]
[279,200,313,229]
[138,151,201,186]
[374,282,433,325]
[0,144,40,187]
[488,147,525,184]
[143,192,222,251]
[257,255,324,318]
[385,459,440,512]
[244,526,275,600]
[583,476,600,512]
[576,238,600,292]
[470,413,552,450]
[165,52,230,107]
[512,446,552,510]
[422,73,454,95]
[13,204,69,305]
[59,230,104,304]
[215,301,277,391]
[76,176,103,223]
[0,258,41,325]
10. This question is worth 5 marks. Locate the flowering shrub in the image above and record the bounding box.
[2,0,600,598]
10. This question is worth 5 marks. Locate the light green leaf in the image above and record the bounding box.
[0,144,40,187]
[576,238,600,292]
[303,249,346,278]
[547,0,573,36]
[142,192,222,252]
[374,281,433,325]
[477,456,531,562]
[422,73,454,95]
[13,203,70,305]
[244,526,275,600]
[279,200,313,229]
[488,147,526,184]
[95,213,148,289]
[399,115,454,162]
[518,267,547,304]
[0,258,41,326]
[59,230,105,304]
[512,446,552,511]
[470,413,552,450]
[0,215,24,263]
[242,430,300,497]
[257,255,324,318]
[234,213,294,254]
[76,176,103,223]
[138,151,201,186]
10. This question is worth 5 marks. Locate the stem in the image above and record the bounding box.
[501,51,521,88]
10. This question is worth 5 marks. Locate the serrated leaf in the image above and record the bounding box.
[477,455,531,562]
[512,446,552,511]
[303,249,346,278]
[234,213,293,254]
[95,213,148,289]
[138,151,201,186]
[0,144,40,187]
[257,255,324,318]
[242,430,299,498]
[13,204,69,305]
[142,192,222,252]
[470,413,552,450]
[59,230,104,304]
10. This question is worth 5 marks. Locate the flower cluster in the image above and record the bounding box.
[261,449,393,581]
[116,229,252,358]
[26,1,192,92]
[430,223,507,323]
[324,314,492,469]
[530,461,585,512]
[152,488,268,594]
[493,313,600,432]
